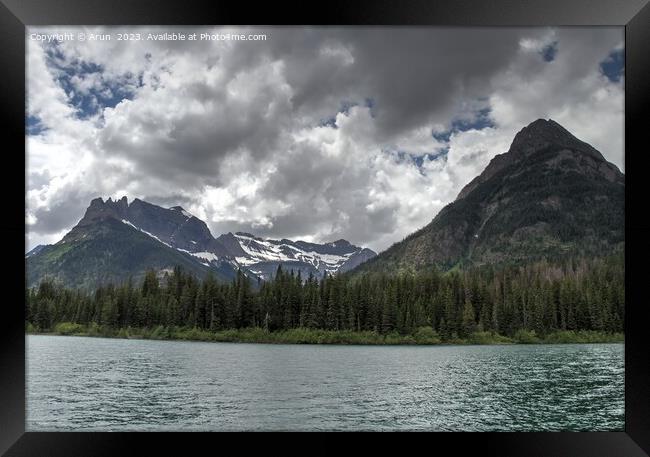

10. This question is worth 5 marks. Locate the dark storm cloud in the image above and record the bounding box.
[259,28,528,135]
[311,28,523,134]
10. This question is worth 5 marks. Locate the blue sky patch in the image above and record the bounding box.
[41,42,142,121]
[600,48,624,83]
[339,100,358,115]
[320,117,338,128]
[433,106,494,143]
[432,130,452,143]
[540,41,558,62]
[26,115,47,135]
[319,98,377,128]
[388,149,448,176]
[413,151,447,167]
[364,97,377,117]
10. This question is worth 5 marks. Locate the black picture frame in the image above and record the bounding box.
[2,0,649,455]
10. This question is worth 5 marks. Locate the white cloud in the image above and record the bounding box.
[26,27,624,253]
[486,28,624,170]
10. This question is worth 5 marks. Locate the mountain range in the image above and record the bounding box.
[26,118,624,289]
[26,197,376,289]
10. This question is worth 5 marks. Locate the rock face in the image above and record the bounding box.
[26,198,376,288]
[355,119,624,274]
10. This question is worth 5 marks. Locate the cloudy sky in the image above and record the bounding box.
[26,26,624,253]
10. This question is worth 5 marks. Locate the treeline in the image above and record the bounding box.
[26,254,624,340]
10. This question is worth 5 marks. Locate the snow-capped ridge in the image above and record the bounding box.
[230,232,376,279]
[71,196,377,282]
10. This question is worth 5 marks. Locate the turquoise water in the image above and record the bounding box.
[26,335,624,431]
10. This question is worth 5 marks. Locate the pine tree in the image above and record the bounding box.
[461,299,476,337]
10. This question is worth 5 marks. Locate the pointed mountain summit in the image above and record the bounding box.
[355,119,624,274]
[27,196,236,289]
[508,118,603,157]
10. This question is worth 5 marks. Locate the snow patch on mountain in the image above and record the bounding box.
[232,232,363,274]
[121,219,172,248]
[192,251,219,262]
[169,206,194,219]
[123,218,223,266]
[114,205,375,281]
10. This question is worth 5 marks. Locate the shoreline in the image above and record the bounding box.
[26,325,624,346]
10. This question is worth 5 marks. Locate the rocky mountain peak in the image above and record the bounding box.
[355,119,624,274]
[455,119,618,202]
[89,197,105,208]
[215,232,248,257]
[510,118,604,160]
[80,196,129,225]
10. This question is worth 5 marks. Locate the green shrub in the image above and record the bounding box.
[150,325,168,340]
[468,331,513,345]
[99,325,116,337]
[53,322,84,335]
[172,326,214,341]
[413,327,442,344]
[542,330,624,344]
[86,322,101,337]
[513,329,541,344]
[38,323,623,346]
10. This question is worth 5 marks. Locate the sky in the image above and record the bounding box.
[26,26,624,253]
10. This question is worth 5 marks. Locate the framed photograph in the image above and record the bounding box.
[3,0,649,454]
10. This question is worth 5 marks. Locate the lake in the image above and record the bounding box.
[26,335,624,431]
